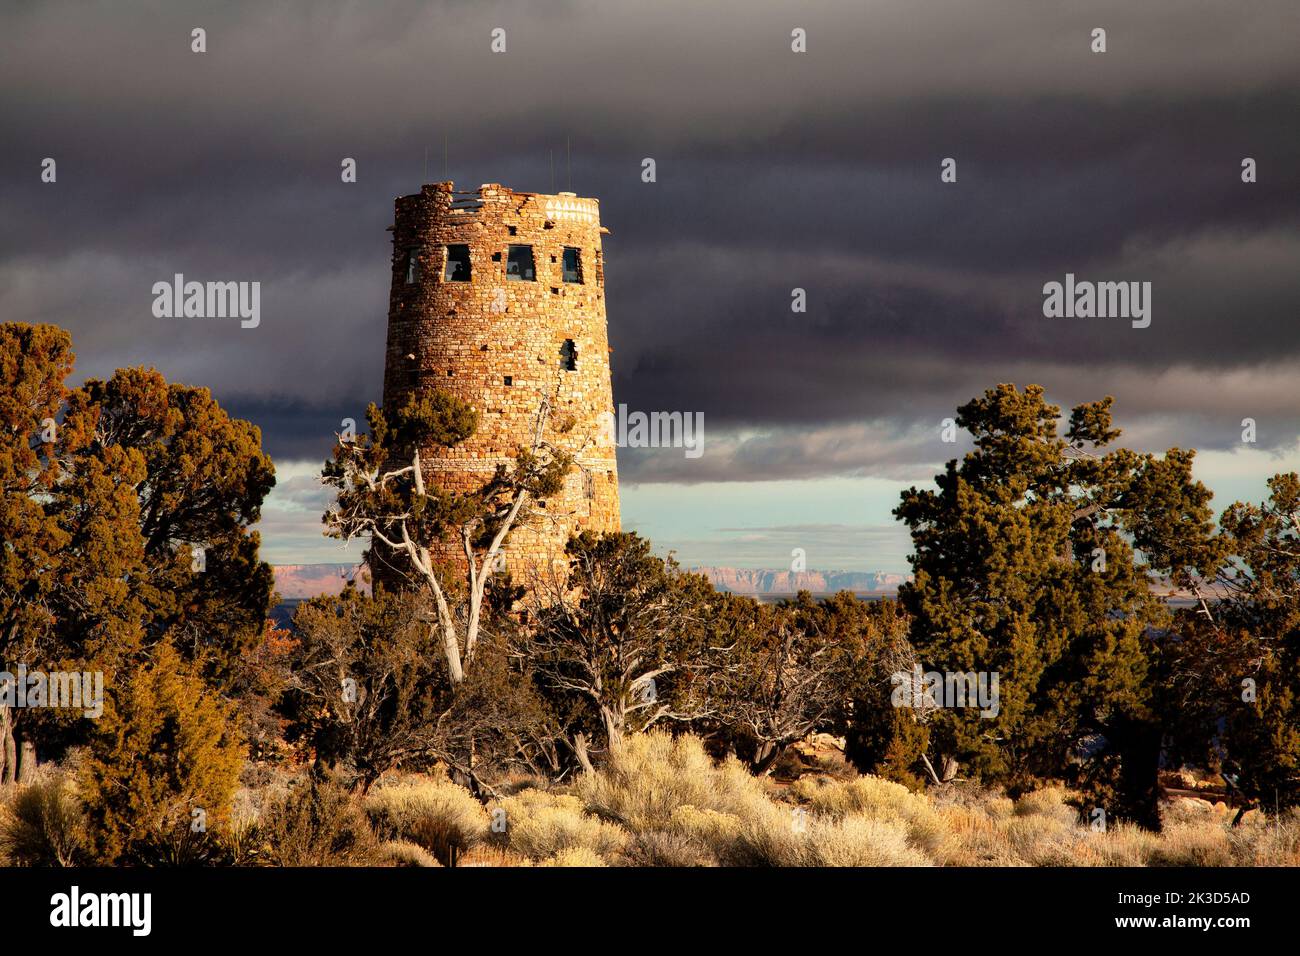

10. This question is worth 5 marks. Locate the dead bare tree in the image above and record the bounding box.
[323,390,573,684]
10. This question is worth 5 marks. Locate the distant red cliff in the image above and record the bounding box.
[273,563,370,599]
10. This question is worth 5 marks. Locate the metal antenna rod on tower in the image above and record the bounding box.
[443,134,448,181]
[550,149,555,193]
[566,137,571,191]
[423,147,428,182]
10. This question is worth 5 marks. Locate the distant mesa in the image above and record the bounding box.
[272,563,905,600]
[273,563,370,599]
[690,567,908,596]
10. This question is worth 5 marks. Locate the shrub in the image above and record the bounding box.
[378,839,441,867]
[491,789,628,862]
[1148,821,1235,867]
[1235,810,1300,866]
[0,774,88,866]
[929,804,1025,866]
[792,774,950,858]
[364,775,488,866]
[539,846,608,867]
[78,643,245,864]
[257,775,377,866]
[1013,787,1080,825]
[1076,822,1160,866]
[736,803,931,867]
[573,731,773,831]
[1002,814,1079,866]
[623,828,719,867]
[807,816,932,867]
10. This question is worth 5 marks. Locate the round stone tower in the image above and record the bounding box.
[378,181,621,584]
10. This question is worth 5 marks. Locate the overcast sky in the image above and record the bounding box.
[3,0,1298,570]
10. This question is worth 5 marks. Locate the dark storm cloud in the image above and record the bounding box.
[1,0,1298,477]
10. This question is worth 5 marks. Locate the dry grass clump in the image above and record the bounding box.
[997,787,1084,865]
[539,846,608,867]
[668,804,742,846]
[1149,823,1235,866]
[490,788,629,862]
[792,775,951,859]
[1012,786,1081,826]
[563,732,946,867]
[573,731,774,831]
[0,772,88,866]
[364,774,489,866]
[930,806,1025,865]
[377,839,442,867]
[794,775,921,818]
[623,828,720,867]
[458,844,535,867]
[1232,809,1300,866]
[734,803,932,866]
[925,784,1080,866]
[1002,814,1080,865]
[1071,822,1161,866]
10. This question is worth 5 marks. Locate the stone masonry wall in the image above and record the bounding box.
[377,181,621,586]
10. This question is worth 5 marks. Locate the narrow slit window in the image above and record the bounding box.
[503,375,513,386]
[506,245,536,281]
[560,338,578,371]
[404,249,420,284]
[444,244,471,282]
[562,247,583,283]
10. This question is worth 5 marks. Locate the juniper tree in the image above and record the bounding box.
[0,324,146,780]
[79,641,246,864]
[524,531,722,760]
[74,367,276,684]
[896,384,1218,826]
[0,323,277,778]
[1165,474,1300,820]
[718,591,881,775]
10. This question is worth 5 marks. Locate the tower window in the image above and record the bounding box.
[506,245,536,281]
[404,249,419,284]
[503,375,513,386]
[560,338,578,371]
[444,244,471,282]
[562,247,583,283]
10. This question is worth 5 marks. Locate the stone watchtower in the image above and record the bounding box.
[378,181,621,582]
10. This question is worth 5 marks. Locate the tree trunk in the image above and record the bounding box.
[601,707,624,753]
[572,732,595,774]
[1113,716,1163,831]
[919,752,943,786]
[435,619,464,684]
[751,740,781,775]
[0,705,15,785]
[465,588,483,668]
[17,740,36,783]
